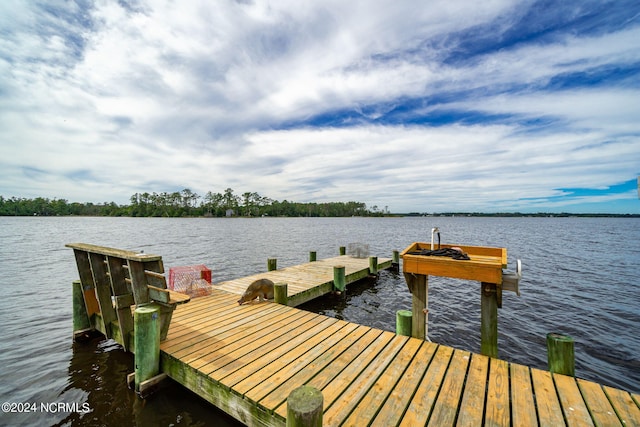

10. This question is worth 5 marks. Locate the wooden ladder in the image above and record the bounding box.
[67,243,190,352]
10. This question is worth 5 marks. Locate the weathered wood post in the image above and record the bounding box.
[333,265,346,292]
[267,258,277,271]
[480,282,498,358]
[72,280,91,340]
[369,256,378,275]
[396,310,412,337]
[391,250,400,271]
[547,333,575,376]
[287,386,323,427]
[275,282,288,305]
[309,251,317,262]
[339,246,346,256]
[403,273,428,340]
[134,304,161,392]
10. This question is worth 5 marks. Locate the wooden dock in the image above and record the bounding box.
[161,288,640,426]
[67,243,640,426]
[215,255,392,306]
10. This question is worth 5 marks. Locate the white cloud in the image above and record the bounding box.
[0,0,638,212]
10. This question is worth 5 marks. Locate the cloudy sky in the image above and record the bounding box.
[1,0,639,213]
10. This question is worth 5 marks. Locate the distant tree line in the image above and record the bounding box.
[0,188,384,217]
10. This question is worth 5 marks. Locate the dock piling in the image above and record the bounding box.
[480,282,499,358]
[404,273,428,340]
[369,256,378,275]
[396,310,412,336]
[339,246,346,256]
[267,258,277,271]
[134,304,161,393]
[547,333,575,376]
[309,251,317,262]
[333,265,346,292]
[286,386,323,427]
[275,282,288,305]
[391,250,400,271]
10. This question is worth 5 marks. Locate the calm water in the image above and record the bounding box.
[0,216,639,426]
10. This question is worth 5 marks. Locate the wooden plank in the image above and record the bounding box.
[457,353,489,426]
[602,385,640,426]
[66,242,162,262]
[265,327,383,415]
[212,317,338,382]
[315,331,397,414]
[164,303,289,355]
[485,358,510,427]
[127,260,150,304]
[399,345,454,426]
[88,252,117,338]
[554,373,595,427]
[232,320,352,395]
[531,368,566,427]
[247,323,365,404]
[106,256,134,351]
[510,363,538,427]
[577,379,623,426]
[339,337,422,426]
[186,309,315,370]
[370,341,438,427]
[425,349,471,427]
[72,249,100,317]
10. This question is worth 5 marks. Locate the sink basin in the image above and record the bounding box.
[400,242,507,284]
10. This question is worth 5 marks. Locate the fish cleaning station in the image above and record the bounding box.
[67,240,640,426]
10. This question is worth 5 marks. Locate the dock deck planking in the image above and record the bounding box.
[214,255,392,306]
[157,287,640,427]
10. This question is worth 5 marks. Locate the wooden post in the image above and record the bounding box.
[547,333,575,376]
[134,304,161,392]
[267,258,277,271]
[369,256,378,275]
[392,250,400,271]
[396,310,412,337]
[404,273,428,340]
[333,265,346,292]
[481,282,498,358]
[72,280,92,340]
[275,283,288,305]
[287,386,323,427]
[309,251,317,262]
[339,246,346,256]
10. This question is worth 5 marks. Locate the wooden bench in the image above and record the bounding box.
[67,243,190,351]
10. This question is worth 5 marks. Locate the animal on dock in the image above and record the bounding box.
[237,278,275,305]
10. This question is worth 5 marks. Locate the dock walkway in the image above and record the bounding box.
[161,288,640,427]
[215,255,392,307]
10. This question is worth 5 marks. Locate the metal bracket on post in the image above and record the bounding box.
[502,259,522,296]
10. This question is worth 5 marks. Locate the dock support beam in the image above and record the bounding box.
[396,310,412,337]
[547,333,575,376]
[267,258,277,271]
[287,386,323,427]
[275,283,288,305]
[309,251,316,262]
[339,246,346,256]
[404,273,428,340]
[480,282,498,358]
[134,304,161,392]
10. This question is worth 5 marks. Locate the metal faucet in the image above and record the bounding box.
[431,227,440,250]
